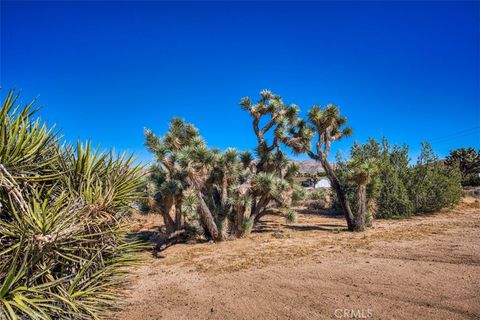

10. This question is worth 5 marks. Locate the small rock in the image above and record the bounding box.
[211,307,214,312]
[272,231,284,238]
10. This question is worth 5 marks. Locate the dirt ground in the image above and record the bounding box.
[115,199,480,320]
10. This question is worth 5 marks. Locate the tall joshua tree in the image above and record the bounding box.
[144,118,196,233]
[279,104,364,231]
[145,118,222,240]
[239,90,300,225]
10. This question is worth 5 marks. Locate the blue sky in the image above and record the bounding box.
[1,1,479,163]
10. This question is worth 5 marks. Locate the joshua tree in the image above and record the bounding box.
[279,103,366,231]
[144,119,256,241]
[348,153,379,230]
[144,119,222,240]
[238,90,300,225]
[144,118,197,233]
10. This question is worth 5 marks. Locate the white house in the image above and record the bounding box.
[314,178,331,189]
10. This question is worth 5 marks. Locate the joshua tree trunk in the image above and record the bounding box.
[196,191,224,242]
[149,196,176,233]
[221,174,228,206]
[235,204,245,236]
[319,158,355,231]
[353,183,367,232]
[174,194,183,230]
[249,195,269,224]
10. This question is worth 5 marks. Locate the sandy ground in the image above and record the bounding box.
[115,199,480,320]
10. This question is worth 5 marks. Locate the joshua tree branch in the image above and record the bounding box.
[261,115,278,136]
[253,116,262,144]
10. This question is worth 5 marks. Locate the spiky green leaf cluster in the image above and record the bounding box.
[0,91,145,320]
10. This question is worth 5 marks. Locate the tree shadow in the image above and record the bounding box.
[251,220,283,233]
[127,230,163,244]
[297,207,345,220]
[252,216,348,234]
[127,228,171,258]
[283,224,347,232]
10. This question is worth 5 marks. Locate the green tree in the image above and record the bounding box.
[445,147,480,186]
[409,142,462,213]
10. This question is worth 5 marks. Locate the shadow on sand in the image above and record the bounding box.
[283,224,347,232]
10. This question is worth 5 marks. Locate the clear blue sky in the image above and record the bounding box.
[1,1,479,163]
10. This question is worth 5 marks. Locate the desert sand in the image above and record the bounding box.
[115,199,480,320]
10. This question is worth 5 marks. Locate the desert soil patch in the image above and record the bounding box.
[115,200,480,320]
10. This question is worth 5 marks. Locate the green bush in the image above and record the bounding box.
[444,147,480,186]
[336,139,462,219]
[285,210,297,223]
[240,219,253,236]
[334,139,381,217]
[376,168,414,218]
[408,143,462,213]
[0,91,144,319]
[307,189,326,201]
[291,185,307,204]
[462,173,480,187]
[375,143,414,218]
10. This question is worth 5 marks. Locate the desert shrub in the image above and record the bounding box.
[291,185,307,204]
[0,91,144,319]
[308,189,326,200]
[445,147,480,186]
[462,173,480,187]
[376,167,413,218]
[184,221,205,238]
[285,210,297,223]
[375,142,414,218]
[408,143,462,213]
[337,139,462,219]
[304,188,332,210]
[239,219,253,236]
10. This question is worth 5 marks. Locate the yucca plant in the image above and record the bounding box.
[0,90,145,319]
